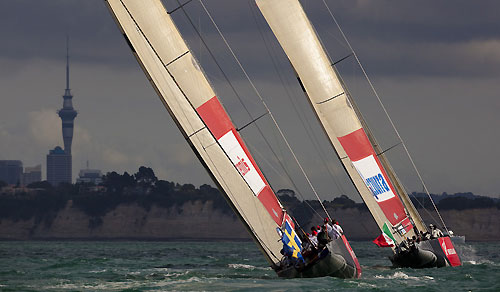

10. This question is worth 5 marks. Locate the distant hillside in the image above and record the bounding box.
[0,167,498,241]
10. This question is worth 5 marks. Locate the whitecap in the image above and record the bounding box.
[150,276,207,287]
[228,263,271,270]
[465,259,494,265]
[89,269,107,273]
[375,271,433,281]
[163,270,191,278]
[228,263,256,270]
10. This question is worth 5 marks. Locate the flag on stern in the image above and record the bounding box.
[373,223,396,247]
[282,220,304,262]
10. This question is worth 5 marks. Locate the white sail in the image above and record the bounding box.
[256,0,423,243]
[105,0,287,265]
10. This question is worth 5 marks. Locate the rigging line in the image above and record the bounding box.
[249,1,346,198]
[248,1,345,201]
[172,0,321,222]
[173,0,291,207]
[172,0,253,124]
[165,0,283,212]
[247,140,326,221]
[398,180,441,228]
[115,0,198,132]
[321,0,449,234]
[201,146,280,262]
[199,0,332,221]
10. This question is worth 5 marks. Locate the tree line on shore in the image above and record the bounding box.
[0,166,498,228]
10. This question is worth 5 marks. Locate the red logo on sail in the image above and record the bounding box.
[235,156,250,176]
[438,237,461,266]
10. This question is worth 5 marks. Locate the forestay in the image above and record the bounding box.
[105,0,287,264]
[256,0,416,243]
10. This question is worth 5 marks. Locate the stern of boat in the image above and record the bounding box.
[391,236,462,268]
[276,235,361,278]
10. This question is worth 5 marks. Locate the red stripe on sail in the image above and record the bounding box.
[338,128,408,226]
[196,96,284,226]
[196,96,234,140]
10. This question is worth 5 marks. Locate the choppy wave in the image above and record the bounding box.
[2,241,499,291]
[89,269,108,273]
[375,271,434,281]
[228,263,271,271]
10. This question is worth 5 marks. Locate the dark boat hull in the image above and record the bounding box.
[390,236,462,268]
[276,235,361,278]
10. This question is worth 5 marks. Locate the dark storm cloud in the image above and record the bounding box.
[308,0,499,42]
[305,0,500,78]
[0,0,131,67]
[173,0,500,79]
[2,1,498,78]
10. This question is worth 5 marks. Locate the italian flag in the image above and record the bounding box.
[373,223,396,247]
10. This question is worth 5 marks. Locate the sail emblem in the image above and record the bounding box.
[235,156,250,176]
[365,173,390,199]
[393,213,398,220]
[441,240,457,256]
[351,155,396,202]
[218,130,266,195]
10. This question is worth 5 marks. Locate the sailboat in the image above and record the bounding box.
[105,0,361,278]
[255,0,461,269]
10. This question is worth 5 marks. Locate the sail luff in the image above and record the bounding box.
[256,0,415,243]
[105,0,287,264]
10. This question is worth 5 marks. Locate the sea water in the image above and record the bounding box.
[0,241,498,291]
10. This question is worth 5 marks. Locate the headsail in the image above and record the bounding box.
[256,0,418,243]
[105,0,288,265]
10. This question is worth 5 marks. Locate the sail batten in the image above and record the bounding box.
[106,0,286,265]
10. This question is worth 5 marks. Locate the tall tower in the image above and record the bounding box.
[48,38,76,186]
[57,37,77,154]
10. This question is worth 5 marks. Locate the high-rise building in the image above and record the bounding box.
[22,165,42,186]
[47,147,71,186]
[47,38,77,186]
[76,168,103,185]
[76,161,102,185]
[0,160,23,185]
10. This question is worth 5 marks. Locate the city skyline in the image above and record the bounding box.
[0,1,499,200]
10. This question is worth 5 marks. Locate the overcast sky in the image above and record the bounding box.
[0,0,499,201]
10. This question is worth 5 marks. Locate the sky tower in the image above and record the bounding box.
[57,37,77,154]
[47,38,76,186]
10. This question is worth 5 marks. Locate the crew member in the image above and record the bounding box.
[430,224,443,239]
[331,219,343,239]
